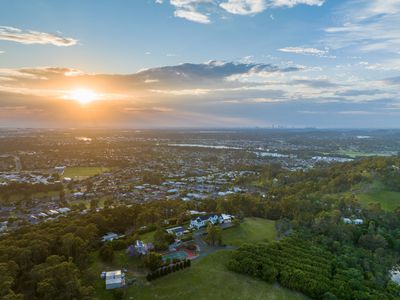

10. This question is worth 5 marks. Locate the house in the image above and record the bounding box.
[54,166,66,174]
[101,232,119,242]
[57,207,71,214]
[220,214,233,223]
[104,270,124,290]
[166,226,186,237]
[190,214,220,229]
[343,217,364,225]
[135,240,149,255]
[343,218,352,224]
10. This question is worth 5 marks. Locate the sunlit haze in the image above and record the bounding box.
[1,0,399,128]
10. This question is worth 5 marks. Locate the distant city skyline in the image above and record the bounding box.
[0,0,400,128]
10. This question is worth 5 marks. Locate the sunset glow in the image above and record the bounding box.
[67,89,98,105]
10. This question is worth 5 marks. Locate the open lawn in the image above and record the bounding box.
[222,217,276,246]
[92,250,307,300]
[356,181,400,211]
[337,150,393,158]
[63,167,110,180]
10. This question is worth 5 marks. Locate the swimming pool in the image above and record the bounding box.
[162,250,188,261]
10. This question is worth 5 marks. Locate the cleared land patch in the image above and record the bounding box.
[222,217,276,246]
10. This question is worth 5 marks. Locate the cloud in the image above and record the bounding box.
[323,0,400,53]
[1,60,399,128]
[279,46,328,56]
[385,76,400,85]
[219,0,267,15]
[0,26,78,46]
[0,50,4,54]
[291,79,337,88]
[174,9,210,23]
[219,0,324,15]
[270,0,324,8]
[160,0,324,23]
[169,0,213,24]
[335,89,385,97]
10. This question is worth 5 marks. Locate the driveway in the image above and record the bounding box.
[193,223,237,258]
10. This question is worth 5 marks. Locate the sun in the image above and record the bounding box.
[68,88,98,105]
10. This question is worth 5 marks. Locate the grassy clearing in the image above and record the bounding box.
[91,250,307,300]
[337,150,393,158]
[222,217,276,246]
[63,167,110,180]
[356,181,400,211]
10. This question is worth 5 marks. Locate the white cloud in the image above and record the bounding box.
[270,0,324,8]
[324,0,400,53]
[0,26,77,46]
[219,0,323,15]
[169,0,213,23]
[161,0,324,23]
[174,9,211,23]
[279,46,327,56]
[220,0,266,15]
[0,50,4,54]
[150,88,211,95]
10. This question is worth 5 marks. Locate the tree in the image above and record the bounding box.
[205,224,222,246]
[99,243,114,262]
[153,228,174,250]
[143,252,163,271]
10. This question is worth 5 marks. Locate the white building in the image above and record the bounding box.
[101,232,119,242]
[104,270,124,290]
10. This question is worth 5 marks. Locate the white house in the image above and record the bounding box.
[135,240,148,255]
[190,214,220,229]
[101,232,119,242]
[343,218,352,224]
[166,226,186,236]
[353,218,364,225]
[104,270,124,290]
[343,217,364,225]
[220,214,233,223]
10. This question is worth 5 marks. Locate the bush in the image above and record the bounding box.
[99,243,114,262]
[110,239,127,250]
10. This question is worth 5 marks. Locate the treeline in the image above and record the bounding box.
[0,181,63,205]
[0,199,190,299]
[221,157,400,299]
[228,237,400,299]
[146,259,191,281]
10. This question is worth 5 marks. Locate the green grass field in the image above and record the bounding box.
[63,167,110,180]
[337,150,393,158]
[92,251,307,300]
[222,217,276,246]
[356,181,400,211]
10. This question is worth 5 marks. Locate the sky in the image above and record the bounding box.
[0,0,400,128]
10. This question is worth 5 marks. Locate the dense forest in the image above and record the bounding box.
[1,156,400,299]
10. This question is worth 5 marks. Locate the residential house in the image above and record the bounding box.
[135,240,149,255]
[166,226,186,237]
[101,232,119,242]
[104,270,124,290]
[220,214,233,223]
[190,214,220,229]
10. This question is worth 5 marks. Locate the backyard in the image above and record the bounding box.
[92,250,307,300]
[222,217,276,246]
